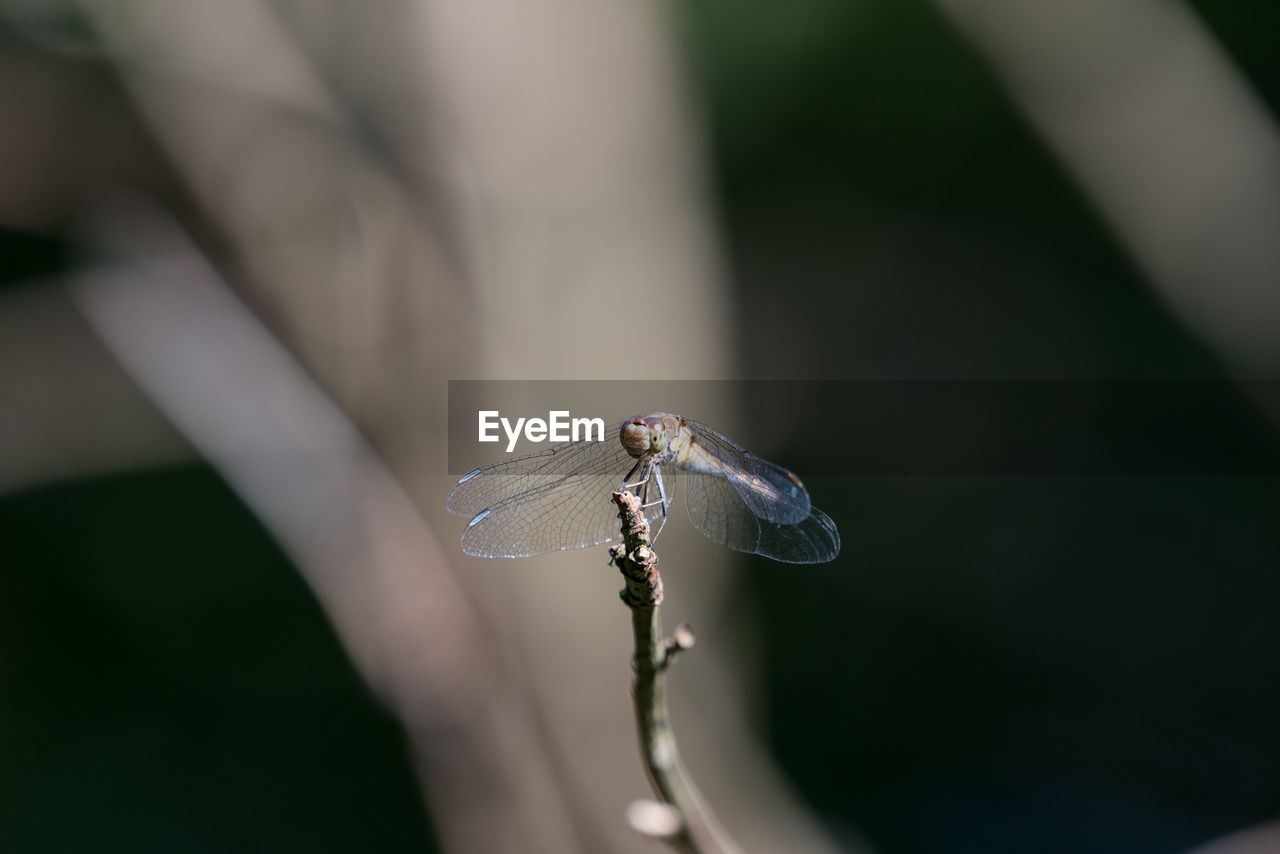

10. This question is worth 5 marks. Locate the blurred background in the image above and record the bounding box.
[3,0,1280,852]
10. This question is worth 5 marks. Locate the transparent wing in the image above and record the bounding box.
[446,420,631,518]
[682,419,811,525]
[447,420,667,558]
[459,474,622,558]
[754,506,841,564]
[685,472,840,564]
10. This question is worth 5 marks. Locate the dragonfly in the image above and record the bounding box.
[446,413,840,563]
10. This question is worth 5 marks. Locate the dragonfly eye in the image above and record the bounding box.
[620,419,651,457]
[621,415,671,457]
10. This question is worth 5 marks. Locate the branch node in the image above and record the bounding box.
[613,491,663,608]
[660,623,697,669]
[626,799,685,841]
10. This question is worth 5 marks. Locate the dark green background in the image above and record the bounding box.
[681,1,1280,851]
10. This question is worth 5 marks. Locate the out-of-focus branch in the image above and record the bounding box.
[1188,821,1280,854]
[0,284,190,496]
[76,0,475,442]
[69,209,585,854]
[612,491,742,854]
[62,2,851,849]
[934,0,1280,374]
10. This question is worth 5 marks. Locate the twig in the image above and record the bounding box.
[611,491,745,854]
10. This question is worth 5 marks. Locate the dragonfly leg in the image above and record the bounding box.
[650,511,669,543]
[639,467,668,510]
[619,459,653,492]
[622,460,669,541]
[620,459,642,489]
[640,467,670,542]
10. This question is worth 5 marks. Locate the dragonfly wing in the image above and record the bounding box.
[684,472,764,554]
[754,506,841,564]
[685,472,840,564]
[448,419,673,558]
[460,473,631,558]
[683,420,811,524]
[446,420,632,518]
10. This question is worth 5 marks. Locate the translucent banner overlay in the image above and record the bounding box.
[447,380,1280,476]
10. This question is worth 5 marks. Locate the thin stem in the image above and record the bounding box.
[612,492,745,854]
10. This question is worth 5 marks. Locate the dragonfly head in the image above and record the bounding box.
[620,413,676,458]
